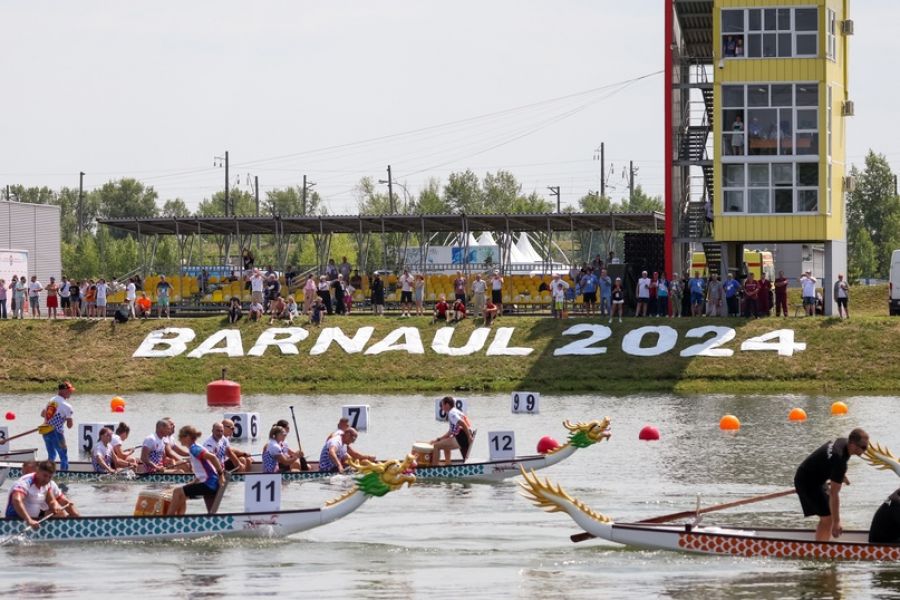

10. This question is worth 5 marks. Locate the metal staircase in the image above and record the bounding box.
[702,242,722,278]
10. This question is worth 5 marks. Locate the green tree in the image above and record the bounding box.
[620,185,664,213]
[482,170,520,213]
[847,226,878,282]
[847,151,900,276]
[444,170,483,214]
[412,178,451,214]
[579,191,614,213]
[510,191,553,214]
[95,179,159,220]
[161,198,191,217]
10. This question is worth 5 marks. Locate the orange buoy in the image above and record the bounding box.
[207,369,241,407]
[719,414,741,431]
[110,396,126,412]
[831,401,848,416]
[788,408,807,422]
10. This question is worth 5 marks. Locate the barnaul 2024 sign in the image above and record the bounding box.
[133,325,806,358]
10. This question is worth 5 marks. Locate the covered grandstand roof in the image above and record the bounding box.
[98,212,665,236]
[674,0,713,59]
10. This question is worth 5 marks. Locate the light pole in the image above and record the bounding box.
[214,152,229,215]
[302,175,316,215]
[378,178,409,211]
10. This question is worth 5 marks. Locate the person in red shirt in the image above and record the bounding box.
[774,271,789,317]
[483,299,498,325]
[742,273,760,317]
[432,294,450,324]
[451,298,467,322]
[758,273,772,316]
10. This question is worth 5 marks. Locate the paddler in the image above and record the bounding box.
[5,460,80,528]
[429,396,474,466]
[140,420,170,473]
[91,427,116,474]
[869,488,900,543]
[166,426,224,516]
[262,425,302,473]
[794,428,869,541]
[318,428,374,474]
[204,421,251,473]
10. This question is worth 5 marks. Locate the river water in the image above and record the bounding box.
[1,392,899,599]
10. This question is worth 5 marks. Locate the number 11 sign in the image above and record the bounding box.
[244,473,281,512]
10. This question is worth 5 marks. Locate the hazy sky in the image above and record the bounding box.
[2,1,897,214]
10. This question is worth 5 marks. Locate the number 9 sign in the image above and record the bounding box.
[511,391,540,414]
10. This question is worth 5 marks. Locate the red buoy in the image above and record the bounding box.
[536,435,560,454]
[207,369,241,407]
[5,411,15,421]
[639,425,660,441]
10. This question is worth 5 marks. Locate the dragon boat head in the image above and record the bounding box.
[324,455,417,507]
[550,417,611,452]
[864,442,900,478]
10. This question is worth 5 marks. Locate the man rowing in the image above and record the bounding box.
[162,417,191,472]
[318,428,374,474]
[167,426,224,515]
[204,421,251,473]
[140,420,170,473]
[5,460,80,529]
[794,428,869,541]
[327,417,351,441]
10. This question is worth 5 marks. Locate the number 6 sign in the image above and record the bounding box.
[244,473,281,512]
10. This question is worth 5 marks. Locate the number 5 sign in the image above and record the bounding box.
[511,391,540,414]
[244,473,281,512]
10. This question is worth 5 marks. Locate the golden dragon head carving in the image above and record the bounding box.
[544,417,611,454]
[518,466,612,524]
[325,455,417,506]
[864,442,900,478]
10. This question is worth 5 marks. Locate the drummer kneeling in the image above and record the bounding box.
[167,426,224,516]
[5,460,80,529]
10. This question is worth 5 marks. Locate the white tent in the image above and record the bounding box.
[516,233,544,263]
[507,240,529,263]
[476,232,495,247]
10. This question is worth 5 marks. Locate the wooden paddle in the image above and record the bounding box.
[570,488,797,543]
[289,406,311,471]
[2,425,55,446]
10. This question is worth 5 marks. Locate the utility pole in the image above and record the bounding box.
[629,160,635,201]
[214,152,229,215]
[5,184,9,202]
[254,175,260,252]
[386,165,395,214]
[547,186,561,213]
[78,171,85,237]
[301,175,316,215]
[593,143,606,198]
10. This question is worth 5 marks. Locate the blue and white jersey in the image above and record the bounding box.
[203,435,229,463]
[43,395,73,435]
[92,440,112,473]
[188,443,219,489]
[262,439,283,473]
[318,436,346,473]
[5,474,59,519]
[142,433,166,466]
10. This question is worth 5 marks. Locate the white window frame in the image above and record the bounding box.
[826,8,837,62]
[721,7,819,60]
[721,83,819,159]
[721,162,819,215]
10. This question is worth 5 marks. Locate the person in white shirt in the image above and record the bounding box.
[140,420,169,473]
[399,270,414,317]
[471,273,487,317]
[58,277,71,317]
[800,271,817,317]
[4,461,79,526]
[92,427,116,473]
[125,278,137,318]
[636,271,651,317]
[552,276,570,319]
[95,279,109,319]
[490,270,504,318]
[429,396,473,465]
[204,421,250,473]
[110,422,139,469]
[28,276,43,318]
[248,269,265,305]
[41,381,75,469]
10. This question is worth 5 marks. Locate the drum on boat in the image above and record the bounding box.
[133,490,172,516]
[411,442,433,465]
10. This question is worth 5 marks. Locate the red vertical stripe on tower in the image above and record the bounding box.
[664,0,674,281]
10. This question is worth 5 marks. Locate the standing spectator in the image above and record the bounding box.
[669,276,682,318]
[325,259,338,281]
[95,278,109,319]
[343,282,355,314]
[414,274,425,316]
[58,276,71,317]
[723,273,741,317]
[608,251,621,264]
[199,269,209,296]
[635,271,650,317]
[265,274,281,311]
[241,248,254,272]
[591,254,604,272]
[14,276,26,319]
[834,274,849,319]
[490,270,504,318]
[0,278,6,319]
[552,277,570,319]
[41,381,76,470]
[743,272,760,318]
[758,272,772,317]
[679,272,691,317]
[609,277,625,323]
[45,277,59,319]
[284,265,297,288]
[339,257,352,282]
[580,268,598,317]
[453,271,467,304]
[311,296,325,326]
[303,274,317,315]
[156,275,172,319]
[84,280,97,318]
[332,274,346,315]
[227,297,242,323]
[705,274,723,317]
[688,271,705,317]
[471,273,486,318]
[657,272,670,317]
[125,277,137,318]
[648,272,659,317]
[136,291,152,319]
[317,275,333,315]
[28,275,43,318]
[69,279,81,317]
[598,268,612,317]
[800,271,817,317]
[247,268,265,307]
[350,269,362,290]
[8,276,17,318]
[398,269,414,318]
[371,273,385,316]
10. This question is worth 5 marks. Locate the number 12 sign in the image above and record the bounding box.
[244,473,281,512]
[511,391,540,414]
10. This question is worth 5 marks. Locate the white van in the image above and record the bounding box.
[891,250,900,315]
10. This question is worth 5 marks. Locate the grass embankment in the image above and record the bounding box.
[0,285,896,395]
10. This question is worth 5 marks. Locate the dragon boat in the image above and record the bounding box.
[516,442,900,562]
[2,419,610,485]
[0,448,38,462]
[0,456,415,544]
